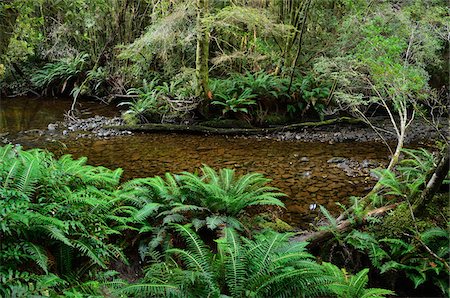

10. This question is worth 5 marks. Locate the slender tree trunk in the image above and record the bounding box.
[413,145,449,214]
[195,0,209,98]
[287,0,311,93]
[274,0,303,75]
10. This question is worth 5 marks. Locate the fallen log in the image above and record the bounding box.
[107,117,362,136]
[291,203,399,245]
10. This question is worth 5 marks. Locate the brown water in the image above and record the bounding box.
[0,97,118,133]
[0,97,390,227]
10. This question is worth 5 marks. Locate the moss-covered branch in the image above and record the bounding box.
[108,117,362,135]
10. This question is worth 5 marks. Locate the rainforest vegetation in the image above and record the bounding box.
[0,0,449,297]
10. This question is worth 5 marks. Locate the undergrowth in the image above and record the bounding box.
[0,144,395,297]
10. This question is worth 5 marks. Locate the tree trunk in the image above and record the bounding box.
[413,145,449,214]
[287,0,311,93]
[195,0,209,98]
[110,117,362,135]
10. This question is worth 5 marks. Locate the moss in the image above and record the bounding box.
[199,119,253,128]
[259,114,289,126]
[370,203,434,238]
[251,213,294,232]
[424,193,449,223]
[370,194,448,239]
[260,218,294,232]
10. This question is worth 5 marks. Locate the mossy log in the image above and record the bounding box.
[291,203,399,247]
[108,117,362,135]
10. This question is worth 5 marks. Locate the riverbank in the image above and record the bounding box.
[2,113,444,146]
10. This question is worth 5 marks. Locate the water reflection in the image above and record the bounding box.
[0,97,118,133]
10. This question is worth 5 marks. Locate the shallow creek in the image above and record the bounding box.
[0,97,390,227]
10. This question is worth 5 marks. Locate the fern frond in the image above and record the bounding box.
[360,287,395,298]
[72,239,107,269]
[221,228,246,297]
[134,203,162,221]
[113,280,180,297]
[349,268,370,296]
[421,227,448,243]
[16,158,39,196]
[205,215,225,230]
[23,242,49,273]
[319,205,337,228]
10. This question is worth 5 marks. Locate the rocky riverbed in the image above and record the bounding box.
[2,111,445,146]
[265,117,446,144]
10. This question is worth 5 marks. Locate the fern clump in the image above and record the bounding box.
[122,224,330,297]
[322,263,394,298]
[0,145,130,296]
[121,224,393,298]
[123,165,286,250]
[31,53,89,93]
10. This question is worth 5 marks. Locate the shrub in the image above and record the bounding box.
[31,53,88,93]
[121,78,199,124]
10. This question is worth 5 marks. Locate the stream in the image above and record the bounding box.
[0,97,390,227]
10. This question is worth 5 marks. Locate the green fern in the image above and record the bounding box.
[126,166,286,250]
[132,224,337,297]
[23,242,49,274]
[31,53,88,92]
[182,165,285,216]
[0,145,131,295]
[323,263,394,298]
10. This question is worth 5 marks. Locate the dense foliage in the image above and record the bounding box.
[0,0,447,124]
[318,147,449,296]
[0,145,397,297]
[0,0,448,296]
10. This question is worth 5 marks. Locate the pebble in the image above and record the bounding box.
[327,157,347,163]
[302,171,312,178]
